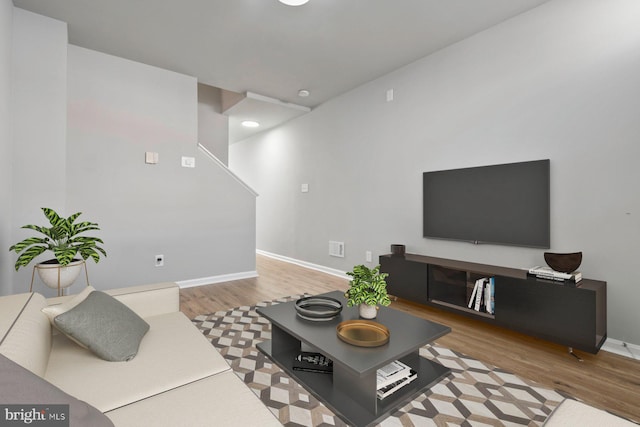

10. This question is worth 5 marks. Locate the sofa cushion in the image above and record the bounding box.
[47,282,180,319]
[106,282,179,318]
[0,353,114,427]
[45,311,231,412]
[41,285,95,323]
[0,293,51,376]
[105,371,282,427]
[53,291,150,362]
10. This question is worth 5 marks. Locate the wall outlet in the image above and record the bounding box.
[386,88,394,102]
[155,254,164,267]
[366,251,372,263]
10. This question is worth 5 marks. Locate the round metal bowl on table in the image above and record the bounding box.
[295,296,343,321]
[336,320,390,347]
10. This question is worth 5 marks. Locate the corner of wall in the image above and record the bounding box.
[0,0,14,295]
[8,6,68,295]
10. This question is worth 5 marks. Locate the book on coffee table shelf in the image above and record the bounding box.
[377,360,410,387]
[377,371,417,399]
[376,360,417,400]
[292,352,333,374]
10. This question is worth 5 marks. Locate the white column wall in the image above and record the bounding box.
[9,8,68,294]
[0,0,14,295]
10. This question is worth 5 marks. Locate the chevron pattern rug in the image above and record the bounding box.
[192,295,567,426]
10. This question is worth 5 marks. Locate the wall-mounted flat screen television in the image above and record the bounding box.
[423,159,550,248]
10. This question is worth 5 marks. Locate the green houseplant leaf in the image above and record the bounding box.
[344,264,391,307]
[9,207,107,271]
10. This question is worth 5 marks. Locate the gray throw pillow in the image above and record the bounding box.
[54,291,150,362]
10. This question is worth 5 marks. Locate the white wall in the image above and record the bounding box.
[65,46,256,290]
[4,9,256,296]
[198,83,229,165]
[9,8,68,294]
[0,0,13,294]
[230,0,640,345]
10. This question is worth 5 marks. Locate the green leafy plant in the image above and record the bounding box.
[344,264,391,307]
[9,207,107,271]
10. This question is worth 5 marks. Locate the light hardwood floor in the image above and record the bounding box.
[180,254,640,424]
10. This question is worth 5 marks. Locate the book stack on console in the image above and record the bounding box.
[376,360,417,400]
[528,266,582,285]
[292,352,333,374]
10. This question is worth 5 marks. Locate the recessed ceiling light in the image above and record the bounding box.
[298,89,310,97]
[241,120,260,128]
[279,0,310,6]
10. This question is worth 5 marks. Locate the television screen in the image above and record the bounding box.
[423,159,550,248]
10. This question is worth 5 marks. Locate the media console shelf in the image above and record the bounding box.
[380,253,607,355]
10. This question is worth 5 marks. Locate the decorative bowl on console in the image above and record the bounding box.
[544,252,582,273]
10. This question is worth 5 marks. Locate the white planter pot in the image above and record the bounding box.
[359,303,378,319]
[35,259,84,293]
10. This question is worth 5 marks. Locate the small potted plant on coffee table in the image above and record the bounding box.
[344,264,391,319]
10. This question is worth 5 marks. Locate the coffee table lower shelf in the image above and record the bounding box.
[257,340,451,427]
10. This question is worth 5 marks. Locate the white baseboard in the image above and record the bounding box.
[176,270,258,289]
[256,249,350,280]
[601,338,640,360]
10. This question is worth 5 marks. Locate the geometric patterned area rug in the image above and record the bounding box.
[192,295,568,426]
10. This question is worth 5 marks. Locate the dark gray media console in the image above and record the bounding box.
[380,253,607,354]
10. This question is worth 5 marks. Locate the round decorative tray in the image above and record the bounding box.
[295,296,343,321]
[336,320,390,347]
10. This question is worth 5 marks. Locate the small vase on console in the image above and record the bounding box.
[390,244,405,257]
[359,303,378,319]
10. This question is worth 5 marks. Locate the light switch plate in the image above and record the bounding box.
[181,156,195,168]
[145,152,159,164]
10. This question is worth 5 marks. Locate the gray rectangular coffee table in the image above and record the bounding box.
[256,290,451,427]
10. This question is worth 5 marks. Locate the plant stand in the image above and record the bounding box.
[30,260,90,296]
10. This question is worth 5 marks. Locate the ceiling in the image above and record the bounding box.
[13,0,551,142]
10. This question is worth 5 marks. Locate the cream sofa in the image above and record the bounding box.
[0,282,282,427]
[543,399,638,427]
